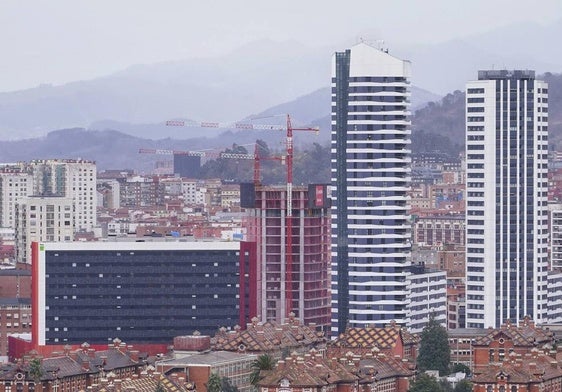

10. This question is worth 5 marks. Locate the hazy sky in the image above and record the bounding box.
[2,0,562,93]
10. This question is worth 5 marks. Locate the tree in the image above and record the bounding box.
[250,354,275,386]
[221,376,239,392]
[28,358,43,383]
[450,363,471,376]
[453,379,473,392]
[417,314,450,375]
[206,372,222,392]
[408,373,444,392]
[155,382,166,392]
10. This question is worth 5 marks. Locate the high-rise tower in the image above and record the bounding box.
[330,43,412,334]
[465,70,549,328]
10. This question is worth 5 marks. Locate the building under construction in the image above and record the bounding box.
[241,183,331,332]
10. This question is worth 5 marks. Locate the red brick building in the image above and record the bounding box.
[0,269,32,357]
[0,339,152,392]
[472,349,562,392]
[472,318,554,371]
[258,349,413,392]
[470,318,562,391]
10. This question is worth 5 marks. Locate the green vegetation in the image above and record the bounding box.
[453,379,473,392]
[417,315,450,375]
[450,363,471,377]
[221,376,239,392]
[206,372,222,392]
[250,354,276,386]
[408,373,444,392]
[28,358,43,383]
[199,140,331,185]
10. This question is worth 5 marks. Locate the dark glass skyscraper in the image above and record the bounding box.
[330,43,412,334]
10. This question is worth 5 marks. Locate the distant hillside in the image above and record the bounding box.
[411,72,562,154]
[0,128,331,184]
[3,74,561,183]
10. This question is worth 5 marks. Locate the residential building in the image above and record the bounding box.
[31,241,252,350]
[550,205,562,269]
[0,171,32,229]
[465,70,549,328]
[15,196,74,264]
[413,215,465,246]
[405,266,447,333]
[330,42,411,334]
[242,183,331,330]
[546,271,562,323]
[29,159,97,232]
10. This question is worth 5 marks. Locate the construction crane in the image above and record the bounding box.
[139,145,284,185]
[166,115,319,318]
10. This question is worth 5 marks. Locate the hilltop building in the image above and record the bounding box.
[465,70,549,328]
[330,42,412,333]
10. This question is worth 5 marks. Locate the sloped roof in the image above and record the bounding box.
[213,316,325,353]
[258,351,357,388]
[82,374,193,392]
[330,324,418,350]
[358,355,414,381]
[73,346,140,371]
[472,351,562,385]
[473,318,554,347]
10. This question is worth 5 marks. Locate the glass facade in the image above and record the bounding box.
[330,44,411,334]
[43,248,241,344]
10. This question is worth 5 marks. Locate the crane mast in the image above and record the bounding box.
[164,115,319,320]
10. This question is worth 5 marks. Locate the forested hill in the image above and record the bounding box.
[411,72,562,156]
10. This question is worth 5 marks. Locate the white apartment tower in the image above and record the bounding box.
[15,196,74,264]
[0,171,33,228]
[29,159,97,232]
[331,43,412,334]
[465,70,549,328]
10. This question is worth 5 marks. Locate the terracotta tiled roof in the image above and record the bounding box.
[472,351,562,385]
[330,323,418,350]
[213,315,325,353]
[258,350,357,388]
[473,318,554,348]
[258,349,413,389]
[358,355,414,381]
[82,373,194,392]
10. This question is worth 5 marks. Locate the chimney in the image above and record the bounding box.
[129,350,139,362]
